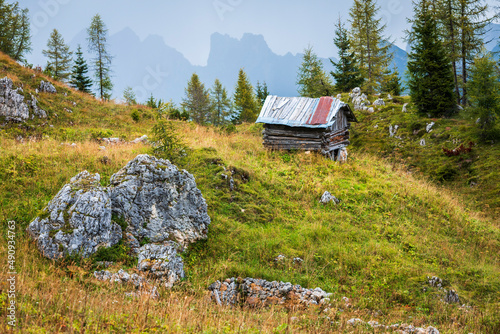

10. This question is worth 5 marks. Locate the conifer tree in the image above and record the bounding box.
[331,18,364,92]
[296,46,333,98]
[233,68,258,123]
[436,0,494,105]
[87,14,113,100]
[0,1,31,62]
[182,73,212,124]
[42,29,72,81]
[70,45,93,93]
[123,86,137,106]
[255,81,270,108]
[146,94,158,109]
[349,0,391,94]
[407,0,456,117]
[381,66,402,96]
[467,53,500,138]
[210,79,232,126]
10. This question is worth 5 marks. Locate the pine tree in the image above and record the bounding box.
[146,94,158,109]
[87,14,113,100]
[210,79,232,126]
[42,29,72,81]
[70,45,93,93]
[233,68,258,123]
[123,86,137,106]
[255,81,270,108]
[182,73,212,124]
[331,17,364,92]
[296,46,333,98]
[381,66,402,96]
[349,0,392,94]
[407,0,456,117]
[467,52,500,138]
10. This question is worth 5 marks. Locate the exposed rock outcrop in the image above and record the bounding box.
[109,154,210,248]
[27,171,122,259]
[320,191,340,205]
[0,77,48,122]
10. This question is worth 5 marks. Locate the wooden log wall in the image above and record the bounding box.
[262,123,351,155]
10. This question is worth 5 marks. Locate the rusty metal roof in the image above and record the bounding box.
[256,96,356,128]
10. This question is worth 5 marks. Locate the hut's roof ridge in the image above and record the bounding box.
[256,95,356,129]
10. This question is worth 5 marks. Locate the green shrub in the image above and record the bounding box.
[131,110,140,122]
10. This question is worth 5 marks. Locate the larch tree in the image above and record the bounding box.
[0,1,31,62]
[70,45,93,94]
[182,73,212,124]
[296,46,333,98]
[330,17,364,92]
[407,0,456,117]
[233,68,258,123]
[87,14,113,100]
[210,79,232,126]
[123,86,137,106]
[42,29,72,81]
[348,0,392,94]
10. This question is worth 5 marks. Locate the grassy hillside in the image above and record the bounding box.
[0,52,499,333]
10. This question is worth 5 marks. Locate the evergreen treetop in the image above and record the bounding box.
[70,45,93,94]
[42,29,72,81]
[296,46,333,98]
[182,73,212,124]
[233,68,258,124]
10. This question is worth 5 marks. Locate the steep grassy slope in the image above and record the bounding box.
[0,53,499,333]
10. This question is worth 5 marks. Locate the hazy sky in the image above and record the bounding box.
[22,0,498,66]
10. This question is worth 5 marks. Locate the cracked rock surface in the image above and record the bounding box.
[27,171,122,259]
[109,154,210,248]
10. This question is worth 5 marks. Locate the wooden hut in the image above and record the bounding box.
[256,96,357,160]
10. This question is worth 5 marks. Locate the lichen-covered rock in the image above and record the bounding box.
[27,171,122,259]
[137,242,185,288]
[28,94,47,119]
[94,269,159,299]
[0,77,30,122]
[109,154,210,248]
[373,98,386,106]
[39,80,57,93]
[320,191,340,205]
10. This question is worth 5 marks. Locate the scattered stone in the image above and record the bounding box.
[374,124,379,129]
[64,108,72,113]
[208,277,332,308]
[389,125,399,137]
[137,242,185,288]
[387,94,393,100]
[428,276,443,288]
[39,80,57,93]
[420,139,426,146]
[229,177,235,191]
[99,146,106,150]
[403,103,408,112]
[27,171,122,259]
[336,94,342,100]
[275,254,286,262]
[368,107,375,113]
[293,257,303,265]
[28,94,47,119]
[320,191,340,205]
[373,98,385,106]
[102,137,121,144]
[426,122,435,133]
[131,135,148,144]
[94,269,159,299]
[109,154,210,248]
[444,289,460,304]
[347,318,364,326]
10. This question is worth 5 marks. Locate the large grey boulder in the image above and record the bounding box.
[137,242,185,288]
[0,77,30,122]
[109,154,210,248]
[27,171,122,259]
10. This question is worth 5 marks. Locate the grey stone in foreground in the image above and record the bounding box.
[137,242,185,288]
[94,269,159,299]
[39,80,57,93]
[27,171,122,259]
[208,277,332,307]
[109,154,210,248]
